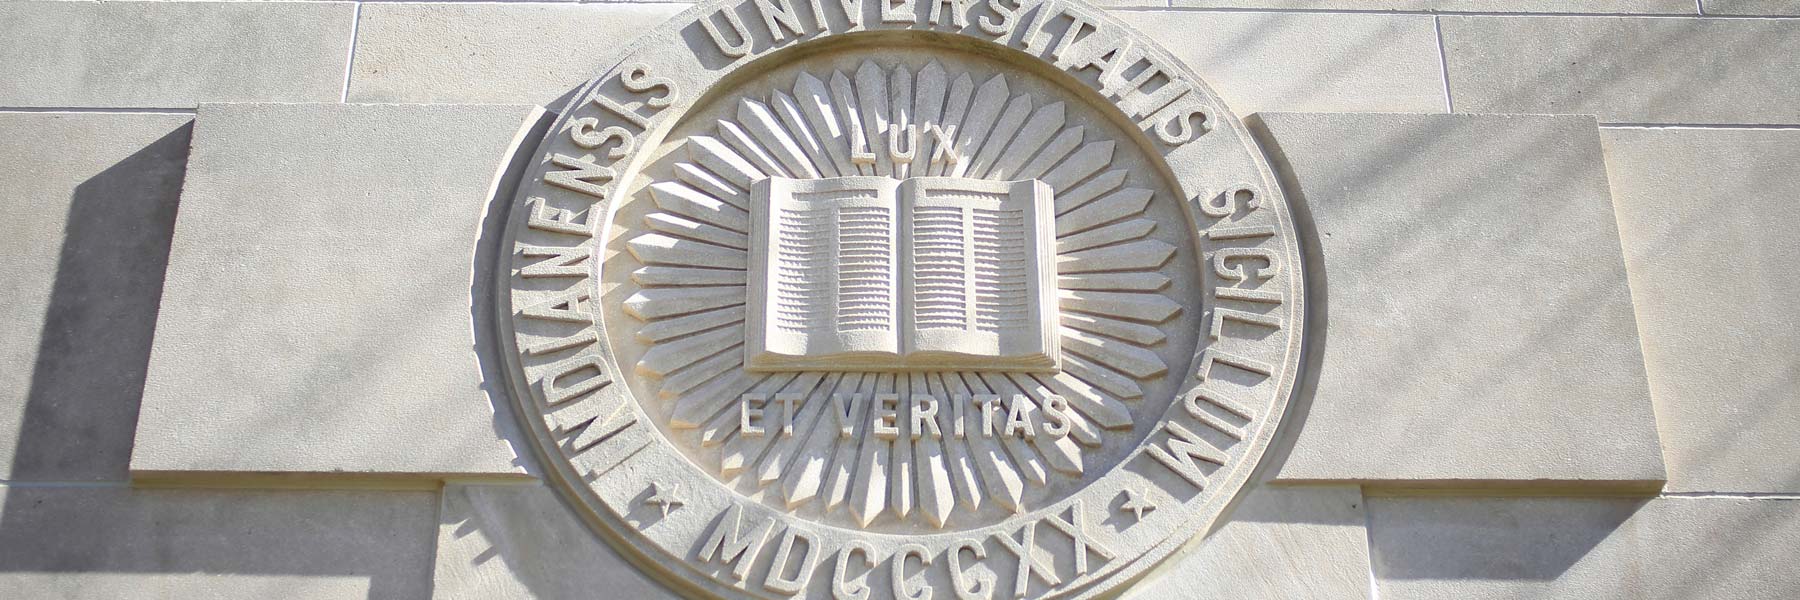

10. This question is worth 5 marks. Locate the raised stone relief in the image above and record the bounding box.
[493,0,1306,597]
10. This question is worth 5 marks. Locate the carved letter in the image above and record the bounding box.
[541,352,612,405]
[910,395,941,440]
[755,0,809,41]
[892,543,933,600]
[993,522,1061,597]
[873,393,901,440]
[835,393,870,438]
[701,6,755,58]
[698,504,774,581]
[1041,500,1115,575]
[741,393,767,437]
[519,245,590,278]
[1146,421,1226,489]
[833,541,877,600]
[1213,247,1279,282]
[947,538,995,600]
[526,197,595,236]
[544,153,616,200]
[764,526,819,594]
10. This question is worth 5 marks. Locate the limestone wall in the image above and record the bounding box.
[1,0,1796,598]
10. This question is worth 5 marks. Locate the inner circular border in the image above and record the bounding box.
[493,2,1307,598]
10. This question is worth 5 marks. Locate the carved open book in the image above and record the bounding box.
[747,176,1059,372]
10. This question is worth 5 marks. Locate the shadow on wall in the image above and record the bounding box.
[0,123,434,599]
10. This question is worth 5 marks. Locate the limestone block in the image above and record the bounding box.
[132,103,543,481]
[1255,113,1665,489]
[1369,496,1800,599]
[1122,485,1371,599]
[1602,128,1800,494]
[1169,0,1691,11]
[0,1,354,108]
[0,113,192,482]
[349,3,685,105]
[0,486,436,599]
[1114,12,1444,115]
[1702,0,1800,15]
[434,485,679,599]
[1440,16,1800,124]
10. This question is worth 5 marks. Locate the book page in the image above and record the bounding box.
[900,178,1052,366]
[753,177,901,365]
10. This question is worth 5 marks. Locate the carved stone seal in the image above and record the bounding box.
[493,0,1305,596]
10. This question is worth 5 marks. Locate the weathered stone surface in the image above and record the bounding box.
[1370,496,1800,599]
[1602,128,1800,494]
[0,1,354,108]
[0,486,436,599]
[1172,0,1692,12]
[0,113,191,482]
[1123,484,1371,599]
[131,103,541,481]
[350,3,684,105]
[1441,16,1800,124]
[1115,12,1444,115]
[1256,113,1664,489]
[434,485,678,599]
[1702,0,1800,15]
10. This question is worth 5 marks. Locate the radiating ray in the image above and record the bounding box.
[948,75,1009,178]
[1060,289,1183,324]
[890,372,914,519]
[702,372,802,447]
[1013,126,1082,181]
[1061,327,1169,378]
[888,64,914,180]
[1063,354,1144,400]
[738,97,821,179]
[848,372,895,526]
[926,372,984,512]
[770,89,839,178]
[987,102,1063,180]
[967,373,1048,486]
[645,212,749,250]
[626,233,747,269]
[1043,140,1115,190]
[928,73,975,177]
[965,94,1032,178]
[633,266,749,287]
[829,71,873,177]
[910,61,948,177]
[823,372,880,512]
[638,326,744,377]
[622,286,744,320]
[1059,311,1166,346]
[719,120,791,179]
[635,304,747,343]
[1054,169,1127,215]
[1056,271,1170,293]
[1057,188,1154,236]
[1056,219,1154,253]
[780,372,867,508]
[910,372,954,528]
[854,60,893,177]
[673,162,748,210]
[657,347,744,399]
[793,72,859,177]
[757,372,855,485]
[671,370,760,428]
[945,372,1024,513]
[1033,372,1133,430]
[1058,239,1177,273]
[649,181,750,232]
[686,135,766,188]
[983,373,1082,476]
[721,372,831,477]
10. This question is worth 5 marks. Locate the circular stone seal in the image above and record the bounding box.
[493,0,1305,597]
